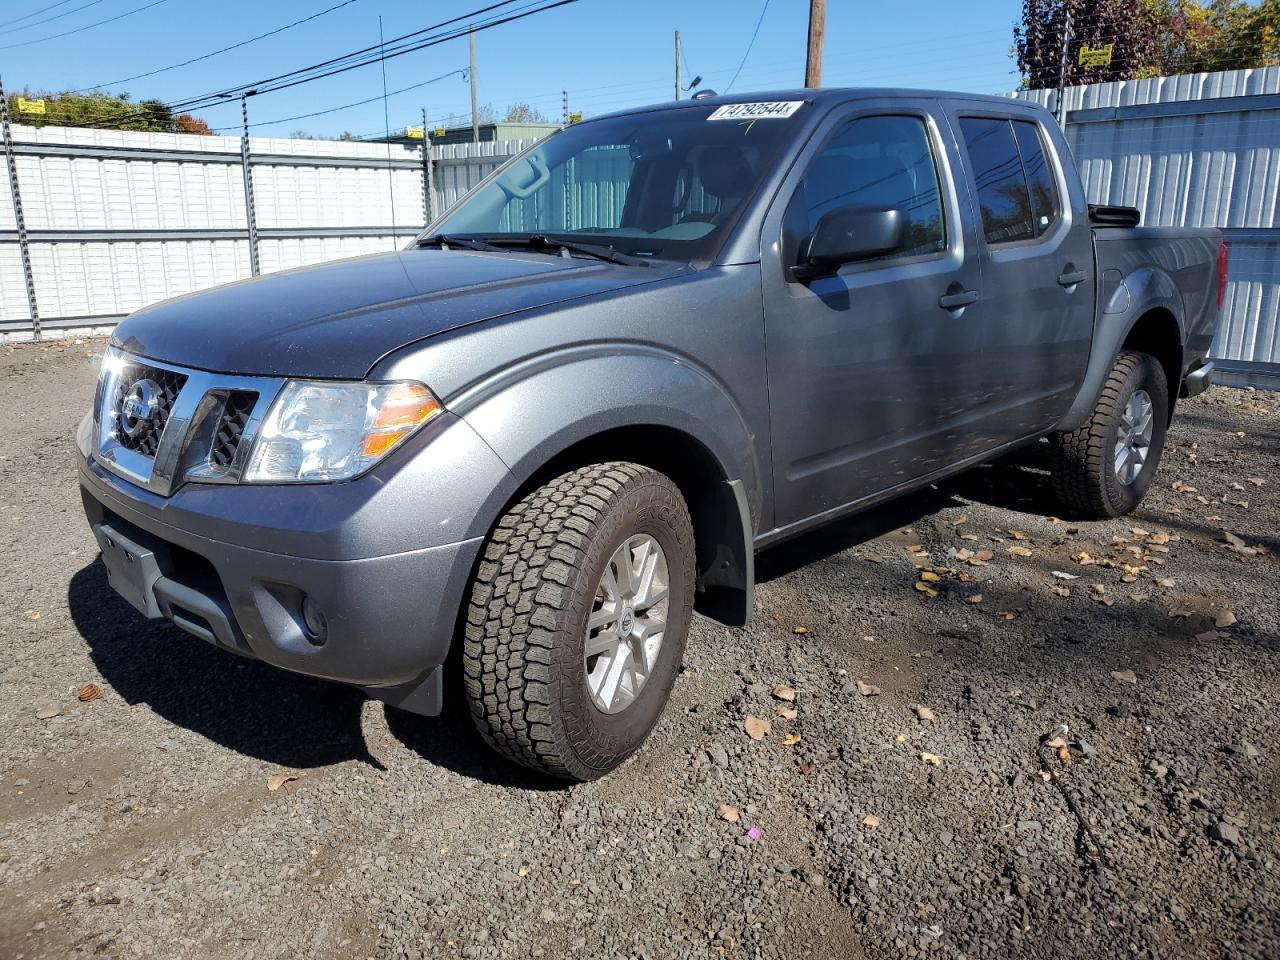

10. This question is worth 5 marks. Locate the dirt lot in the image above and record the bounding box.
[1,337,1277,960]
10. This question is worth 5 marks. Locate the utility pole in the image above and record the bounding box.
[1055,7,1074,127]
[238,91,260,277]
[469,26,480,144]
[674,30,681,100]
[804,0,825,88]
[0,75,40,340]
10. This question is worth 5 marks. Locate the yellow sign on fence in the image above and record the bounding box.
[16,97,46,115]
[567,112,583,124]
[405,126,425,140]
[1078,44,1114,68]
[433,127,447,139]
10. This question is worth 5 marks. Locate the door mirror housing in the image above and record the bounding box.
[793,206,906,280]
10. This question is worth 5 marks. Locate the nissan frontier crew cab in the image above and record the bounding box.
[78,89,1223,780]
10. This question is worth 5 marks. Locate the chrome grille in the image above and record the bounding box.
[209,391,258,470]
[111,363,187,458]
[93,349,282,497]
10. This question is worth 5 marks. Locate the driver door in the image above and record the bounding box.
[760,103,991,532]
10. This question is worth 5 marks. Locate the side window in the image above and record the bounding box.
[1012,120,1061,236]
[789,115,946,262]
[959,117,1035,245]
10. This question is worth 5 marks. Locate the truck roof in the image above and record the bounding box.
[588,87,1028,124]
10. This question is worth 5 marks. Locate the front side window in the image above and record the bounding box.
[427,104,806,263]
[959,117,1035,245]
[788,114,946,262]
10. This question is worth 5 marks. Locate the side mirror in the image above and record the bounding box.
[793,206,906,280]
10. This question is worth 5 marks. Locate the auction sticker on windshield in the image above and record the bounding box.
[707,101,804,121]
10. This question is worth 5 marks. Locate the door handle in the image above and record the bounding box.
[938,289,979,310]
[1058,270,1088,287]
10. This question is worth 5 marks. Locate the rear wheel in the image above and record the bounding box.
[1049,350,1169,519]
[462,462,695,780]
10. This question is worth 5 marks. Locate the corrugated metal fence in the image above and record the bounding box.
[0,128,533,339]
[1016,66,1280,375]
[4,67,1280,374]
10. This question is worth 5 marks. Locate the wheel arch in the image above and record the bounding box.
[455,350,763,628]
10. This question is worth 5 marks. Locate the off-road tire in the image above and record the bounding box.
[1049,350,1169,519]
[462,462,695,780]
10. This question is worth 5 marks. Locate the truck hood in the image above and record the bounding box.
[112,249,676,379]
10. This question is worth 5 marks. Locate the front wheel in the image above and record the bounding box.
[1049,350,1169,519]
[462,462,695,780]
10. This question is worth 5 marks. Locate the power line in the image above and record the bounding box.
[67,0,579,130]
[0,0,170,50]
[76,0,365,93]
[0,0,108,35]
[213,68,468,132]
[0,0,86,30]
[726,0,772,93]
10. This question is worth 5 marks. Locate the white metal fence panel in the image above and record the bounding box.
[1016,67,1280,370]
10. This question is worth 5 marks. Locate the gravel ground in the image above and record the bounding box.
[1,337,1277,960]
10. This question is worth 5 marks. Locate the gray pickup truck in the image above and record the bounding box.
[77,88,1222,779]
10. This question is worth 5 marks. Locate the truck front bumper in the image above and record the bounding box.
[78,454,489,716]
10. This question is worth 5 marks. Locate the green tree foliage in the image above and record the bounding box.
[1016,0,1280,89]
[4,87,213,134]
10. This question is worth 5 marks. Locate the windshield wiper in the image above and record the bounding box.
[488,234,652,267]
[416,234,502,252]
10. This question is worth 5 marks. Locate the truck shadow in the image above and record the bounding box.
[68,560,382,770]
[68,560,565,788]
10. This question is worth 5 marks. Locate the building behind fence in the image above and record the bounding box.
[3,66,1280,378]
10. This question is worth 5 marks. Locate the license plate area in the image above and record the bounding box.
[92,522,168,618]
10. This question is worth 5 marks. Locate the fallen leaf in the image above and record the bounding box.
[23,609,41,622]
[772,684,797,702]
[792,626,809,635]
[1052,570,1080,580]
[1008,546,1033,558]
[266,773,298,792]
[861,815,881,829]
[774,705,798,720]
[916,902,937,919]
[1130,527,1150,537]
[743,715,771,740]
[782,732,802,746]
[965,593,983,604]
[1247,477,1265,487]
[517,866,529,878]
[1045,736,1068,749]
[1215,610,1237,628]
[920,752,943,767]
[1057,745,1072,764]
[915,705,937,723]
[77,683,102,703]
[34,701,62,720]
[1195,630,1225,642]
[919,571,941,583]
[865,554,884,564]
[855,680,881,697]
[1052,585,1071,597]
[1009,530,1028,540]
[914,582,938,598]
[1110,669,1137,684]
[1074,551,1095,565]
[959,533,979,542]
[1157,577,1174,588]
[717,803,740,823]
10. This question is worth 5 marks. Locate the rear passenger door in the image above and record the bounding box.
[948,109,1096,440]
[760,102,990,532]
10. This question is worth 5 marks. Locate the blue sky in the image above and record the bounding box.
[1,0,1024,138]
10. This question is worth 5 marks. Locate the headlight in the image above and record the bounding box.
[243,380,442,483]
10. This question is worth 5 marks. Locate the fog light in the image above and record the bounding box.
[301,595,328,645]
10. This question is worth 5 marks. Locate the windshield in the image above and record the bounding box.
[424,101,808,263]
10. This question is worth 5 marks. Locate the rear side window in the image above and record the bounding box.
[959,117,1035,245]
[1012,120,1060,235]
[791,115,946,260]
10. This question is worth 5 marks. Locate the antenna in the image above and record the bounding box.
[379,15,397,241]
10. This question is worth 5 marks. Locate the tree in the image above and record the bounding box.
[1015,0,1161,88]
[1015,0,1280,89]
[3,87,210,133]
[503,102,549,123]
